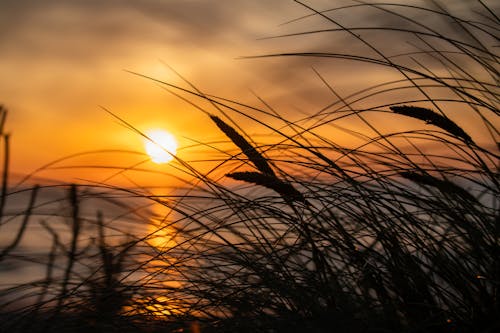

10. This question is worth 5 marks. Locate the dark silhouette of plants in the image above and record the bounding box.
[1,1,499,332]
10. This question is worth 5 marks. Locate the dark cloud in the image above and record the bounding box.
[0,0,295,52]
[0,0,239,59]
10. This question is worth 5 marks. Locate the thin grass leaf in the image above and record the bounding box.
[44,184,81,333]
[0,105,7,135]
[0,185,39,260]
[0,106,9,221]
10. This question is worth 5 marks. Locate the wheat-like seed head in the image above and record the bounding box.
[390,105,473,143]
[226,171,306,204]
[210,115,276,176]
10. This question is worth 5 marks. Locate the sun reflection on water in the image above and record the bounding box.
[130,199,191,320]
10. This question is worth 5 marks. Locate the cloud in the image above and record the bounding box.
[0,0,300,60]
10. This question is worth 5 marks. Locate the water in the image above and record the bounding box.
[0,184,161,310]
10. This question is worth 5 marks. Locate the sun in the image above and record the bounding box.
[144,129,178,164]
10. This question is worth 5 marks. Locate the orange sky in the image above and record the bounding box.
[1,0,313,186]
[1,0,498,188]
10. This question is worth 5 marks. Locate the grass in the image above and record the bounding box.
[1,1,499,332]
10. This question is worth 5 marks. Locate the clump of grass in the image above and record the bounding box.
[132,1,497,331]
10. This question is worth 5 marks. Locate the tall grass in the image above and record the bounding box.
[1,1,499,332]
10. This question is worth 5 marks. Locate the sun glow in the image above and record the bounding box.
[144,129,178,164]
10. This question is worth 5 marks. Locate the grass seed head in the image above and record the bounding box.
[390,105,473,143]
[226,171,306,204]
[210,115,276,176]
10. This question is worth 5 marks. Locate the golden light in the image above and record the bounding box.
[144,129,178,164]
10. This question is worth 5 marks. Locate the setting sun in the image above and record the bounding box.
[144,129,178,164]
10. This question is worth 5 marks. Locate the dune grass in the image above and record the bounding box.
[1,1,499,332]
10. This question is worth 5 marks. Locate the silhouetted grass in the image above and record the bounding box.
[1,1,499,332]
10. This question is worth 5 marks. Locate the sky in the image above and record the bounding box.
[0,0,497,187]
[0,0,317,185]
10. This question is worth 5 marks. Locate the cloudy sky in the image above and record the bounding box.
[1,0,315,181]
[0,0,497,186]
